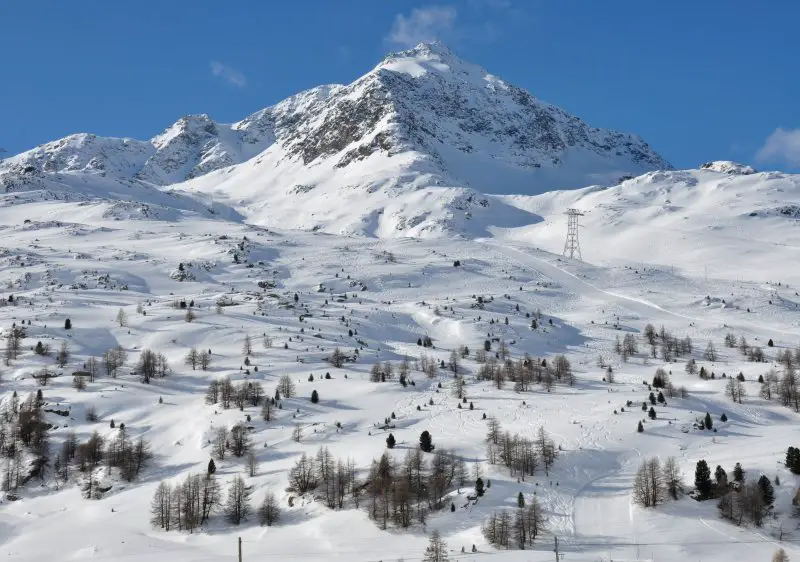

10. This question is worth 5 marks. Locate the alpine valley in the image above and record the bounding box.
[0,43,799,562]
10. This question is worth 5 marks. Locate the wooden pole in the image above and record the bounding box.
[238,536,242,562]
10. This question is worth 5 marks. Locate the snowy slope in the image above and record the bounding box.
[498,162,800,283]
[0,113,275,188]
[0,192,798,562]
[0,42,670,237]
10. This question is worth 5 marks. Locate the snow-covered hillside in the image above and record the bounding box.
[0,162,798,562]
[499,162,800,284]
[1,42,671,238]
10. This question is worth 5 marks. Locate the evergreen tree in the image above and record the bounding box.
[704,412,713,430]
[648,407,657,420]
[207,458,216,475]
[720,412,728,422]
[517,492,525,508]
[733,462,745,483]
[419,430,434,453]
[758,474,775,505]
[475,477,485,497]
[310,390,319,404]
[694,460,712,499]
[786,447,800,474]
[637,421,644,433]
[386,433,396,449]
[715,465,728,486]
[64,318,72,330]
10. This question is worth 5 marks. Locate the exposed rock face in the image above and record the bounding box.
[0,42,674,237]
[700,161,756,175]
[1,41,669,194]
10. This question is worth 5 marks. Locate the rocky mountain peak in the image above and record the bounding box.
[1,43,674,236]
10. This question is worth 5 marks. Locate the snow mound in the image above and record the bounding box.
[700,160,756,175]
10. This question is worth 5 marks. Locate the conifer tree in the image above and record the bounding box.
[758,474,775,505]
[694,460,712,499]
[419,430,434,453]
[733,462,745,483]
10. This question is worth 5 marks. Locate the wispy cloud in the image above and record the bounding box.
[469,0,512,9]
[385,2,528,50]
[210,61,247,88]
[386,5,458,48]
[756,127,800,167]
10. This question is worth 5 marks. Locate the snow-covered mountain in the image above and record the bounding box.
[4,43,800,562]
[0,42,671,236]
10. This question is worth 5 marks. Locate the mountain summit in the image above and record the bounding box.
[0,42,671,236]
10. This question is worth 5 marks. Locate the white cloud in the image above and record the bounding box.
[469,0,512,9]
[386,5,457,48]
[210,61,247,88]
[756,128,800,167]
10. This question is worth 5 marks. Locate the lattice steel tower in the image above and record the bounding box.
[562,208,584,260]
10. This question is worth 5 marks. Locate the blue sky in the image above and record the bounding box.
[1,0,798,170]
